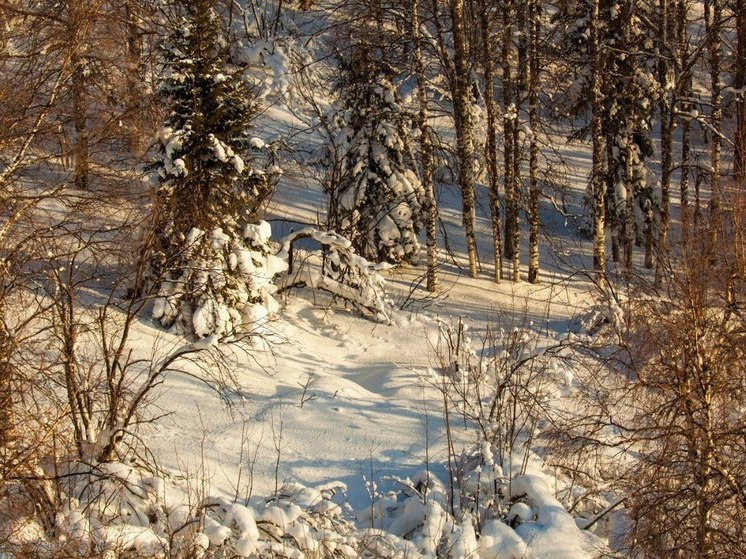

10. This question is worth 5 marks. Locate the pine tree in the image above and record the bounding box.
[333,47,424,265]
[149,0,282,339]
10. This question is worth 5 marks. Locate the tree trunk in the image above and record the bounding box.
[479,1,502,283]
[644,199,654,268]
[624,128,635,269]
[449,0,478,278]
[527,0,540,284]
[678,0,691,246]
[125,1,144,154]
[734,0,746,184]
[502,0,515,265]
[0,309,14,468]
[590,0,606,275]
[511,0,528,283]
[705,0,722,236]
[606,136,620,262]
[412,0,439,292]
[656,0,671,283]
[69,0,89,190]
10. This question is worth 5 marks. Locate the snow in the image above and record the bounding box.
[478,519,527,559]
[510,476,597,558]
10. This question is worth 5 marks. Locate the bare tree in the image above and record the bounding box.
[705,0,723,235]
[733,0,746,184]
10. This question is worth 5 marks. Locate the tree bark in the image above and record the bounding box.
[705,0,722,236]
[624,129,635,269]
[124,1,144,153]
[412,0,439,291]
[449,0,478,278]
[502,0,515,266]
[590,0,606,275]
[656,0,671,283]
[677,0,691,246]
[69,0,89,190]
[734,0,746,184]
[479,1,502,283]
[511,0,528,283]
[0,307,14,466]
[527,0,540,284]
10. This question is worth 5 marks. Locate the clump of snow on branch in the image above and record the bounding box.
[277,227,392,323]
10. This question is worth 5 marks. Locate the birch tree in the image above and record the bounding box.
[705,0,723,235]
[411,0,439,291]
[478,0,503,283]
[502,0,521,281]
[527,0,541,284]
[590,0,606,275]
[449,0,478,278]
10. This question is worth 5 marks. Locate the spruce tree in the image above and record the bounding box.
[603,0,659,268]
[149,0,282,339]
[332,47,424,265]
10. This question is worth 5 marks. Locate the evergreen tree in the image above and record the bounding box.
[149,0,282,339]
[603,0,659,268]
[557,0,658,270]
[332,47,424,265]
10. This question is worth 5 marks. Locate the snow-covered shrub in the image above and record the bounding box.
[152,221,288,339]
[358,463,601,559]
[330,47,424,265]
[202,481,358,558]
[430,318,567,469]
[278,227,391,323]
[148,0,281,339]
[406,318,612,556]
[1,463,360,559]
[0,460,173,558]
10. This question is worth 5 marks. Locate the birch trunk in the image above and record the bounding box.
[511,0,528,282]
[624,130,635,269]
[412,0,439,291]
[479,2,502,283]
[527,0,540,284]
[590,0,606,275]
[0,307,13,465]
[734,0,746,184]
[678,0,691,246]
[705,0,722,235]
[69,0,89,190]
[449,0,478,277]
[502,0,515,265]
[656,0,671,283]
[125,1,144,153]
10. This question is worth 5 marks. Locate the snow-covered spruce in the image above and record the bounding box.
[149,0,281,338]
[331,49,424,265]
[152,221,287,339]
